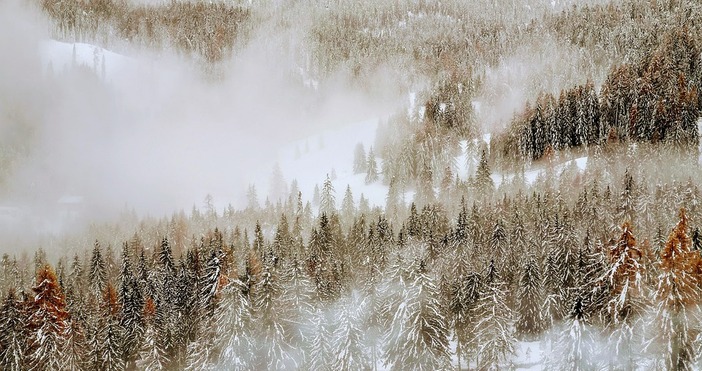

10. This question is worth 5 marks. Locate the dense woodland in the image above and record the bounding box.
[3,0,702,369]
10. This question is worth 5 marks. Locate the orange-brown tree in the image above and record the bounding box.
[650,209,701,370]
[26,264,70,371]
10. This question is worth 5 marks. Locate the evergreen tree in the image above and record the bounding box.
[0,289,26,371]
[475,149,494,195]
[307,308,333,371]
[384,259,450,370]
[100,283,125,371]
[61,316,88,371]
[548,296,597,371]
[516,255,545,340]
[251,264,296,369]
[90,241,107,299]
[320,174,336,216]
[332,292,370,370]
[366,147,379,184]
[136,298,168,370]
[353,142,367,174]
[216,279,253,370]
[474,260,515,370]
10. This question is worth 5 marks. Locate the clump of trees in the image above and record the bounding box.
[498,26,701,162]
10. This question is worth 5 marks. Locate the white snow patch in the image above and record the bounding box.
[39,40,134,82]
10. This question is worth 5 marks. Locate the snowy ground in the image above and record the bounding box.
[36,40,592,215]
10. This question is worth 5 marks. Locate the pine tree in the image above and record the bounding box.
[474,260,515,370]
[90,241,107,299]
[332,292,370,370]
[61,316,88,371]
[0,289,26,371]
[475,149,494,195]
[320,174,336,216]
[516,255,545,340]
[603,223,647,368]
[307,308,333,371]
[119,243,143,369]
[251,264,296,369]
[384,259,450,371]
[353,142,367,174]
[136,298,169,371]
[26,264,69,371]
[100,283,125,371]
[280,258,316,355]
[341,185,355,227]
[548,296,597,371]
[215,279,253,370]
[366,147,379,184]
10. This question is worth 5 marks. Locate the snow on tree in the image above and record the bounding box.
[341,185,356,227]
[648,209,701,370]
[251,263,296,369]
[475,149,494,195]
[603,222,647,369]
[353,142,367,174]
[0,289,26,371]
[516,254,545,340]
[99,283,125,371]
[136,297,169,371]
[61,316,88,371]
[384,258,450,371]
[89,241,107,299]
[366,146,379,184]
[547,296,597,371]
[473,260,515,370]
[319,174,336,216]
[118,243,143,369]
[307,307,333,371]
[332,291,370,370]
[26,264,70,371]
[279,258,316,356]
[215,278,253,370]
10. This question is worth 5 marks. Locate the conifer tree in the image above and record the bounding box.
[474,260,515,370]
[100,283,125,371]
[332,292,370,370]
[516,255,545,340]
[475,149,494,195]
[320,174,336,216]
[384,259,450,371]
[119,243,143,369]
[307,307,333,371]
[90,241,107,299]
[61,316,88,371]
[251,264,296,369]
[650,209,700,370]
[26,264,69,371]
[216,279,253,370]
[366,147,379,184]
[604,223,647,368]
[353,142,367,174]
[548,296,597,371]
[136,298,169,371]
[0,289,26,371]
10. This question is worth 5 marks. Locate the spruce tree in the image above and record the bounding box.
[473,260,515,370]
[384,259,450,371]
[516,255,545,340]
[0,289,26,371]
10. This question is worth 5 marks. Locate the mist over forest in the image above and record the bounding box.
[1,0,702,370]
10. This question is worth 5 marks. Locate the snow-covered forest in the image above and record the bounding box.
[2,0,702,369]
